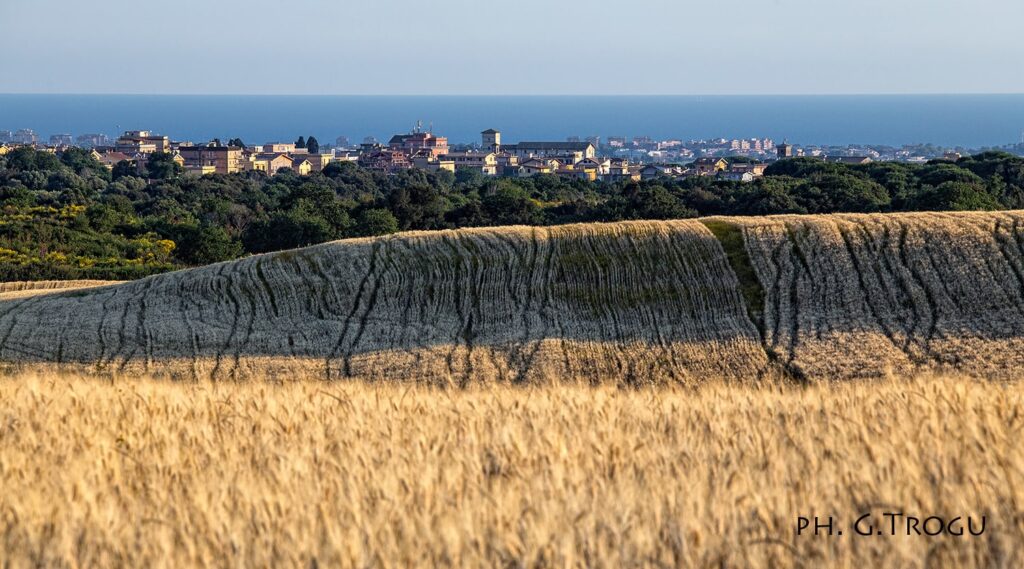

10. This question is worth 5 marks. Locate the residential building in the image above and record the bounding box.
[178,143,244,174]
[640,164,688,180]
[115,130,170,154]
[443,151,498,175]
[0,130,12,143]
[576,157,611,176]
[497,154,521,177]
[502,141,596,163]
[692,157,729,176]
[334,149,360,163]
[641,164,670,180]
[185,164,218,177]
[13,129,38,144]
[632,136,655,150]
[359,141,384,154]
[291,157,314,176]
[556,165,596,182]
[93,151,134,170]
[729,162,768,177]
[721,171,755,182]
[49,134,73,146]
[516,158,559,177]
[730,139,753,151]
[389,125,449,158]
[602,158,637,182]
[249,153,297,175]
[263,143,296,154]
[411,153,456,173]
[75,133,110,148]
[303,153,336,172]
[359,149,412,173]
[335,136,351,148]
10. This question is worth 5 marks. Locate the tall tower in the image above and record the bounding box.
[482,129,501,152]
[777,141,793,159]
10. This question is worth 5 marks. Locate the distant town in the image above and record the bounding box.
[1,124,1021,184]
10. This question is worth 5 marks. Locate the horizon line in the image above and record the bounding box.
[2,92,1024,98]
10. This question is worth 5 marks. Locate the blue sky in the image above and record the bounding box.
[1,0,1021,95]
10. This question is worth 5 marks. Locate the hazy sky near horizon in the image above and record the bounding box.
[1,0,1022,95]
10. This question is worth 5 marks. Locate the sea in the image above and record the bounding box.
[1,94,1023,148]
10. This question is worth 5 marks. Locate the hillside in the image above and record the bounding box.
[2,212,1024,382]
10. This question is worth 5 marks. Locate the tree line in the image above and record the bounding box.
[1,146,1023,280]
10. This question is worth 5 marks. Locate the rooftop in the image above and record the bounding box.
[508,142,594,151]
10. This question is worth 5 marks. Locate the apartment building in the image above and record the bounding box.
[389,128,449,158]
[443,151,498,175]
[115,130,170,154]
[177,142,244,174]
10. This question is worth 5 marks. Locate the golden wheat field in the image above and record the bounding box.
[4,212,1024,567]
[0,372,1020,568]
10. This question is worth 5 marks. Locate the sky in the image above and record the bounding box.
[1,0,1022,95]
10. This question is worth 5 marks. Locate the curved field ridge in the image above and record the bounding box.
[4,212,1024,382]
[731,211,1024,380]
[0,221,767,383]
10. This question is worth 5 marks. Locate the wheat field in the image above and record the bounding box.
[4,214,1024,567]
[0,372,1021,568]
[4,212,1024,382]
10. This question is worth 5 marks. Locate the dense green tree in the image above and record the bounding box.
[282,183,352,234]
[59,147,110,180]
[146,152,184,180]
[174,224,243,265]
[0,186,35,208]
[5,147,62,172]
[388,184,447,230]
[917,163,984,188]
[763,158,842,178]
[243,203,336,253]
[454,168,486,188]
[295,136,306,149]
[111,160,137,181]
[352,208,400,237]
[732,178,806,215]
[482,185,542,225]
[855,162,918,207]
[791,173,890,213]
[445,199,490,227]
[86,203,127,233]
[607,184,695,220]
[912,181,1001,211]
[306,136,320,154]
